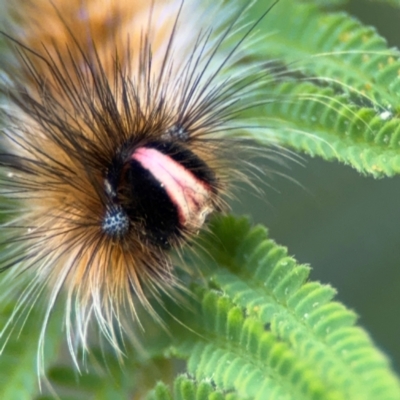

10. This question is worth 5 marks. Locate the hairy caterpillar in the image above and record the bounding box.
[0,0,279,369]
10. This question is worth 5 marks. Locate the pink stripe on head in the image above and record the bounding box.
[132,147,213,229]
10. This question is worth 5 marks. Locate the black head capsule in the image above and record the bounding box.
[102,140,218,247]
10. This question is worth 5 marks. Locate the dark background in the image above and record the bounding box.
[232,0,400,372]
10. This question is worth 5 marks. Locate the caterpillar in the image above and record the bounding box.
[0,0,279,369]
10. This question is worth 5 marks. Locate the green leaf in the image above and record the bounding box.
[229,2,400,176]
[251,2,399,106]
[167,215,400,400]
[145,376,245,400]
[253,80,400,176]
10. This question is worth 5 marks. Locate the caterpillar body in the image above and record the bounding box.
[0,0,276,366]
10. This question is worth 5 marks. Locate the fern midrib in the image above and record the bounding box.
[256,4,400,107]
[175,321,322,400]
[256,89,400,177]
[209,265,379,400]
[267,112,400,149]
[247,83,384,150]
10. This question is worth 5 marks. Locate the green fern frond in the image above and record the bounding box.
[234,1,400,176]
[145,376,244,400]
[146,382,173,400]
[173,291,332,400]
[254,80,400,176]
[166,216,400,400]
[253,2,400,107]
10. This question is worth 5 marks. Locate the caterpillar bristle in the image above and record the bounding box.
[0,0,281,371]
